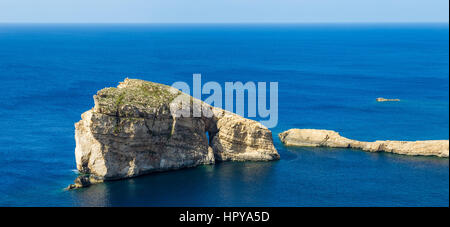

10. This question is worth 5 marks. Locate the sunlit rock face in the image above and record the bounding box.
[279,129,449,158]
[68,79,279,189]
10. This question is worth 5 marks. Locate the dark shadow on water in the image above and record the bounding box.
[69,161,280,207]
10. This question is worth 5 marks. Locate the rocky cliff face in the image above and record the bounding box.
[279,129,449,158]
[68,79,279,189]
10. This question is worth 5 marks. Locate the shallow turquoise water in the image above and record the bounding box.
[0,24,448,206]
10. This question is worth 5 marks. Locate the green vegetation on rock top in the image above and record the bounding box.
[94,79,180,115]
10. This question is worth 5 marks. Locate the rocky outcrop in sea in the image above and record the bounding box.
[68,79,279,189]
[279,129,449,158]
[376,97,400,102]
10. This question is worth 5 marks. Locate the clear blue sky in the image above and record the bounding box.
[0,0,448,23]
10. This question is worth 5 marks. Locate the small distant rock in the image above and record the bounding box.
[376,97,400,102]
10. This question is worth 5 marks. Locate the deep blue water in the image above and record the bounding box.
[0,24,448,207]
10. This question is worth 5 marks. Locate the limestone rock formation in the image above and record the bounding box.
[68,79,279,189]
[279,129,449,158]
[376,97,400,102]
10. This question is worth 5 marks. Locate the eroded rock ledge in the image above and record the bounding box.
[279,129,449,158]
[67,79,279,189]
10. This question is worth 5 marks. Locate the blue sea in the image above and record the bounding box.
[0,24,448,207]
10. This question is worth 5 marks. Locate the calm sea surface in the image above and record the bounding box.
[0,24,448,206]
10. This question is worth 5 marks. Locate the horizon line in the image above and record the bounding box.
[0,21,448,25]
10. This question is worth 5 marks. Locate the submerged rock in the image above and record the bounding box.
[68,79,279,189]
[279,129,449,158]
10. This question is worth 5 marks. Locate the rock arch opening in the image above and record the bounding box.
[206,130,216,146]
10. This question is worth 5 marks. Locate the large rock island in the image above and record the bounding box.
[279,129,449,158]
[68,79,279,189]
